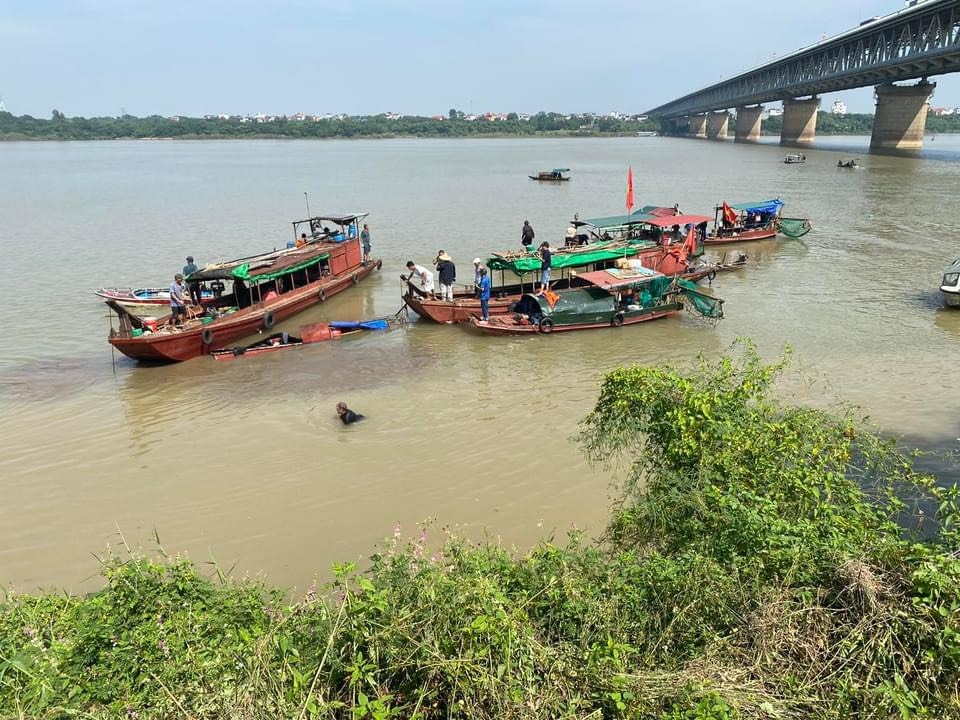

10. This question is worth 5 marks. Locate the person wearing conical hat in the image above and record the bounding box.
[435,250,456,302]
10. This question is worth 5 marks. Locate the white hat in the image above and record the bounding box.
[473,257,481,264]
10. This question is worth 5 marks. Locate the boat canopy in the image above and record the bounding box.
[486,245,638,274]
[551,168,570,173]
[291,213,369,228]
[636,214,712,228]
[728,200,783,214]
[576,267,662,290]
[188,246,330,282]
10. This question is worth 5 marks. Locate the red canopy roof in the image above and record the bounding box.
[576,268,665,290]
[639,214,712,228]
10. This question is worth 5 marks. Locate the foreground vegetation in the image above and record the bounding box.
[2,345,958,718]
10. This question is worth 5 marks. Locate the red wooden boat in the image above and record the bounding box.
[107,213,380,362]
[404,217,714,324]
[706,200,783,244]
[210,319,392,361]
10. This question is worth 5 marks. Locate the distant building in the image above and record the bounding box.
[931,106,957,116]
[831,100,848,115]
[765,107,784,118]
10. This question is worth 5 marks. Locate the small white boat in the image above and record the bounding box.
[95,286,219,307]
[940,259,960,307]
[784,153,806,164]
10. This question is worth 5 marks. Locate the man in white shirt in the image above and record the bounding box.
[405,261,436,299]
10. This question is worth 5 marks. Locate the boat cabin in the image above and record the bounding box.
[581,209,710,254]
[530,168,571,181]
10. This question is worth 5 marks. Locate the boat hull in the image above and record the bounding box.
[470,304,680,335]
[704,227,777,245]
[109,263,378,362]
[942,290,960,308]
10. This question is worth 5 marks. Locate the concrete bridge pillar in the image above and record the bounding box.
[870,81,935,150]
[735,106,763,142]
[707,112,729,140]
[662,117,685,136]
[688,114,708,139]
[780,97,820,145]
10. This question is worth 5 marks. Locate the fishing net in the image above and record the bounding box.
[678,280,724,321]
[778,217,812,238]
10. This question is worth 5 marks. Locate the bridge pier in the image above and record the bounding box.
[780,97,820,145]
[870,81,935,150]
[735,106,763,142]
[707,112,729,140]
[662,116,687,136]
[688,114,708,139]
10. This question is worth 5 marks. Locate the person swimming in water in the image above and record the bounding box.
[336,401,364,425]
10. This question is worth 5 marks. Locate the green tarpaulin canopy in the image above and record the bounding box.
[231,253,329,282]
[486,246,641,274]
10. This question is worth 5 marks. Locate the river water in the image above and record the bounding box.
[2,136,959,592]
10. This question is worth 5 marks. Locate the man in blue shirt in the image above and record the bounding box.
[477,266,491,322]
[182,256,201,306]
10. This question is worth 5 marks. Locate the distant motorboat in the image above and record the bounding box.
[530,168,571,181]
[784,153,806,164]
[837,159,859,168]
[636,131,658,137]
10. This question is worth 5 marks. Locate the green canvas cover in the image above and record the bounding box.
[231,253,329,282]
[486,247,640,274]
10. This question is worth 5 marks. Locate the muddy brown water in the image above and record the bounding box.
[2,136,959,592]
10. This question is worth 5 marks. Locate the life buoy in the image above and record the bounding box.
[611,314,624,327]
[263,311,275,330]
[539,317,554,333]
[352,274,360,285]
[201,328,214,345]
[319,287,326,302]
[376,259,383,270]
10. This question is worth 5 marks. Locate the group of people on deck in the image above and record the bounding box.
[404,221,554,323]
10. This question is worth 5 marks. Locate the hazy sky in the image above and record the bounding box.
[1,0,958,118]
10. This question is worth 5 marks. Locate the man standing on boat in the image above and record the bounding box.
[473,258,483,296]
[436,251,456,301]
[360,224,371,264]
[521,220,535,251]
[478,267,491,323]
[169,273,187,327]
[182,256,201,306]
[537,242,552,293]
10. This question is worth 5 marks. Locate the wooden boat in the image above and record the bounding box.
[941,259,960,308]
[837,159,860,168]
[529,168,570,182]
[707,199,784,244]
[95,286,219,308]
[784,153,806,164]
[469,267,723,336]
[210,318,393,360]
[403,217,714,324]
[107,213,380,362]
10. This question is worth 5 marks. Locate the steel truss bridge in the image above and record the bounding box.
[646,0,960,118]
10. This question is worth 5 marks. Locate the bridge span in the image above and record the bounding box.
[646,0,960,149]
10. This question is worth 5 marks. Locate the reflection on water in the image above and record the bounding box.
[2,136,960,591]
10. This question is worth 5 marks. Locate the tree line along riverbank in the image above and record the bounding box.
[4,110,960,141]
[2,344,958,719]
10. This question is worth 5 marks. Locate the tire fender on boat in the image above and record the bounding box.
[201,328,214,345]
[263,311,275,330]
[319,287,326,302]
[539,317,554,333]
[376,259,383,270]
[611,314,624,327]
[707,269,717,282]
[352,273,360,285]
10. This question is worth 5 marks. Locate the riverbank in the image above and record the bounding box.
[3,349,958,719]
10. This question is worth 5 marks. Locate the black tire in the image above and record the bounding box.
[201,328,214,345]
[707,269,717,282]
[352,274,360,285]
[538,317,554,333]
[611,314,624,327]
[263,311,275,330]
[376,259,383,270]
[319,287,326,302]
